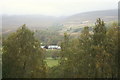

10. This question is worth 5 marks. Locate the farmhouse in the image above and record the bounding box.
[41,45,61,49]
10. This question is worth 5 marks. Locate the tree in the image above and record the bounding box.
[47,19,119,78]
[92,18,111,78]
[60,32,73,78]
[106,22,119,77]
[59,27,92,78]
[2,24,46,78]
[77,26,94,78]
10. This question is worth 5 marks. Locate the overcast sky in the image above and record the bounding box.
[0,0,119,17]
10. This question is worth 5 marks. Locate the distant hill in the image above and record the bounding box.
[2,15,58,30]
[2,9,118,34]
[59,9,118,32]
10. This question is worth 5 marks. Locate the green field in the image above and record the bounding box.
[44,49,60,67]
[45,57,59,67]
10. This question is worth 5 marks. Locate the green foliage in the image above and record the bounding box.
[57,18,119,78]
[105,23,120,77]
[92,18,108,78]
[2,18,119,78]
[2,24,47,78]
[34,30,63,45]
[45,58,59,67]
[45,49,60,59]
[46,65,63,78]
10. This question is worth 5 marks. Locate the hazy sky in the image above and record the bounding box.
[0,0,119,16]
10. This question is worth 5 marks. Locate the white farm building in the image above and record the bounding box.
[41,45,61,49]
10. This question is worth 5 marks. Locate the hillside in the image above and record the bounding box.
[2,9,118,34]
[59,9,118,33]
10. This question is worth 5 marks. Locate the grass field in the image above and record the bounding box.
[45,49,60,67]
[45,57,59,67]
